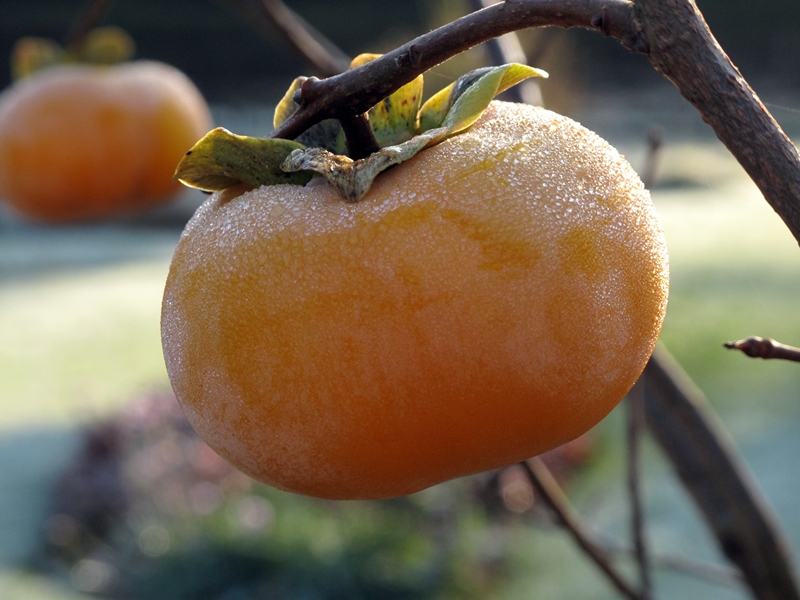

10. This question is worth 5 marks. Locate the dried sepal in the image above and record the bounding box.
[282,127,448,201]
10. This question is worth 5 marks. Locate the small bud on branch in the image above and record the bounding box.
[724,337,800,363]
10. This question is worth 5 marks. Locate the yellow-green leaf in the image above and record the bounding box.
[348,53,380,70]
[272,76,346,154]
[11,26,135,80]
[273,76,305,130]
[349,53,423,147]
[11,37,64,80]
[418,63,548,134]
[274,54,423,154]
[72,26,135,64]
[174,127,312,192]
[416,81,456,134]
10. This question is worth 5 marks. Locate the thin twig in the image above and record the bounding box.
[643,344,800,600]
[223,0,350,77]
[652,553,743,588]
[724,337,800,363]
[521,457,645,600]
[270,0,643,141]
[466,0,544,106]
[626,380,653,598]
[259,0,350,75]
[65,0,114,52]
[599,538,744,588]
[640,126,664,190]
[525,26,559,67]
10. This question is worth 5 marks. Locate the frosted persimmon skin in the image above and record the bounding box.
[0,61,211,222]
[161,101,669,500]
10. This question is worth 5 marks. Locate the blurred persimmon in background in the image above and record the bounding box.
[0,28,211,223]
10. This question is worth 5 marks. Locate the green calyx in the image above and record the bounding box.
[11,26,135,80]
[175,56,548,201]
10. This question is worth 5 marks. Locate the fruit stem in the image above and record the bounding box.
[65,0,114,53]
[340,113,381,160]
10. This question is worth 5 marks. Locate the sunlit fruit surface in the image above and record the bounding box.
[0,60,211,222]
[161,101,669,500]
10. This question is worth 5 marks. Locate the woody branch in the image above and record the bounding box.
[269,0,800,247]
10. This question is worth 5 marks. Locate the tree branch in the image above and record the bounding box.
[260,0,350,76]
[724,337,800,363]
[521,457,645,600]
[626,381,653,599]
[265,0,800,248]
[633,0,800,246]
[224,0,350,77]
[65,0,114,52]
[643,344,800,600]
[640,126,664,190]
[270,0,643,140]
[599,536,745,587]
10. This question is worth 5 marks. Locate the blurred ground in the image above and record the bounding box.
[1,87,800,598]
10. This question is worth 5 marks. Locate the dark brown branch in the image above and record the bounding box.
[724,337,800,363]
[65,0,113,51]
[626,381,653,598]
[643,344,800,600]
[521,457,645,600]
[634,0,800,246]
[265,0,800,248]
[270,0,643,140]
[224,0,350,77]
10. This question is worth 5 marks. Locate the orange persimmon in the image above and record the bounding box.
[0,60,211,222]
[161,101,669,500]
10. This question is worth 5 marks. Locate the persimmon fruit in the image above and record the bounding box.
[161,101,669,500]
[0,61,211,222]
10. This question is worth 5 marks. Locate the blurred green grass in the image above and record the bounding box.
[0,233,178,428]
